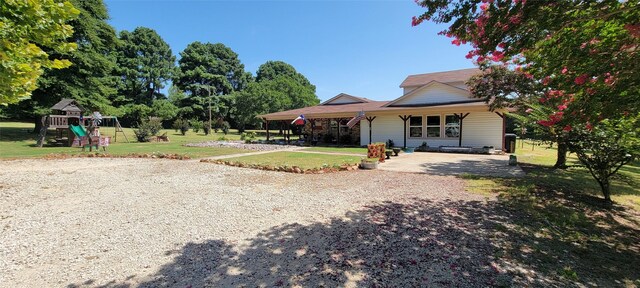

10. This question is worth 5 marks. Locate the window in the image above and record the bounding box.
[409,116,422,137]
[426,115,441,137]
[444,115,460,137]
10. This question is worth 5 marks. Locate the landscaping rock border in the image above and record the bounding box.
[185,141,298,151]
[200,158,359,174]
[40,152,191,160]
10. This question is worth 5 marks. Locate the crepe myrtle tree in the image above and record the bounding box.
[413,0,639,200]
[565,117,639,203]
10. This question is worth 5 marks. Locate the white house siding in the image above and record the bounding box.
[393,83,471,106]
[360,111,503,149]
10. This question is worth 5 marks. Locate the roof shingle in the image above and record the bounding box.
[400,68,481,88]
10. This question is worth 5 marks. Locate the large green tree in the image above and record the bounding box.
[16,0,119,126]
[414,0,639,201]
[0,0,79,104]
[116,27,175,106]
[174,42,251,97]
[232,62,319,132]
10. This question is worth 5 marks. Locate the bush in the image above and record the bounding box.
[203,123,211,135]
[240,131,257,143]
[220,121,230,135]
[339,134,352,145]
[133,117,164,142]
[323,133,334,144]
[217,136,229,141]
[190,119,203,133]
[172,119,189,135]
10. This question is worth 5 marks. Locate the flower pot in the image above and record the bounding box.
[403,147,414,153]
[392,148,401,156]
[360,159,378,169]
[385,150,393,159]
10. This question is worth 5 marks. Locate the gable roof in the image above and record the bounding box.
[321,93,373,105]
[400,68,481,88]
[385,81,472,107]
[51,98,84,112]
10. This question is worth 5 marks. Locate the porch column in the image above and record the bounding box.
[310,119,315,142]
[495,112,506,151]
[456,113,470,147]
[264,118,269,141]
[366,116,376,144]
[337,118,341,145]
[399,115,411,149]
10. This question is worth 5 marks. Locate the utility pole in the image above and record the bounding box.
[207,86,212,135]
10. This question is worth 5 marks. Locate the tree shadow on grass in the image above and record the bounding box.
[69,196,640,288]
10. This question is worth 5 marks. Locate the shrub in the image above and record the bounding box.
[190,119,203,133]
[340,134,352,145]
[220,121,230,135]
[240,131,257,143]
[133,117,164,142]
[172,118,189,135]
[203,123,211,135]
[323,133,334,143]
[217,136,229,141]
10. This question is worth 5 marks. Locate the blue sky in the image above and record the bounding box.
[105,0,476,101]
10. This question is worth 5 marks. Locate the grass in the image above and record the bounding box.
[0,121,249,159]
[221,151,362,170]
[302,146,368,155]
[462,140,640,285]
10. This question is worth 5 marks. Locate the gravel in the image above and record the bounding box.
[184,141,299,151]
[0,158,497,287]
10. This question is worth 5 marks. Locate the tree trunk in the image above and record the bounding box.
[554,141,568,169]
[34,116,42,134]
[598,179,612,203]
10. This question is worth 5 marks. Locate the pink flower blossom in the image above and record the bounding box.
[491,51,505,61]
[574,74,588,85]
[480,3,489,11]
[561,67,568,74]
[586,122,593,131]
[525,108,533,113]
[563,125,572,132]
[451,39,461,46]
[557,104,567,111]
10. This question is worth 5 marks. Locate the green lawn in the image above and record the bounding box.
[0,121,249,159]
[221,151,362,170]
[462,139,640,285]
[302,146,367,155]
[510,139,639,210]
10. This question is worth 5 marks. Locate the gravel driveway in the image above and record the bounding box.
[0,158,504,287]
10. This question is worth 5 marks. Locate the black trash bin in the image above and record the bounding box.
[505,133,517,153]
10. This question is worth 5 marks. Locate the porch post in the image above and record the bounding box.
[366,116,376,144]
[310,119,315,142]
[495,112,506,151]
[264,118,270,141]
[337,118,341,145]
[457,113,470,147]
[399,115,411,149]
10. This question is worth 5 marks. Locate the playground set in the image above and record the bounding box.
[36,99,129,150]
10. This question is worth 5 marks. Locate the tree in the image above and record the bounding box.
[413,0,639,201]
[565,117,639,202]
[18,0,119,130]
[256,61,315,89]
[0,0,79,104]
[175,42,251,97]
[232,74,319,132]
[116,27,176,106]
[466,65,570,168]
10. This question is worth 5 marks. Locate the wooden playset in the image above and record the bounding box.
[36,99,129,150]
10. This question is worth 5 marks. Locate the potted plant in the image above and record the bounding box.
[360,157,379,169]
[482,146,495,154]
[384,150,393,159]
[392,147,401,156]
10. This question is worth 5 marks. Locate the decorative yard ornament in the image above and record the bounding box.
[291,114,306,125]
[91,111,103,127]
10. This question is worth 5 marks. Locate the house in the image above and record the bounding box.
[258,68,507,150]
